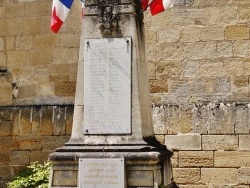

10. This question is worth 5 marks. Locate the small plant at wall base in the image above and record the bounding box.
[6,161,52,188]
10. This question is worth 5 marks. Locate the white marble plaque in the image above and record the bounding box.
[78,158,125,188]
[84,38,131,134]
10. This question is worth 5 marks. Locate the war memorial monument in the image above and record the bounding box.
[48,0,174,187]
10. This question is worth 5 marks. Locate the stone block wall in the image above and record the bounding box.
[0,106,73,187]
[145,0,250,105]
[153,104,250,187]
[0,0,81,106]
[147,1,250,187]
[0,0,250,187]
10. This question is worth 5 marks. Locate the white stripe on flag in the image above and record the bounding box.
[162,0,175,10]
[52,0,70,21]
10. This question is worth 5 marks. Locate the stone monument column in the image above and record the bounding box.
[49,0,173,187]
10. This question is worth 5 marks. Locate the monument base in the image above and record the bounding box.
[48,145,173,188]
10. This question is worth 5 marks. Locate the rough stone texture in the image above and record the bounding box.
[179,151,213,167]
[201,168,238,184]
[238,168,250,184]
[173,168,201,184]
[0,106,73,186]
[214,151,250,167]
[202,135,238,151]
[239,135,250,151]
[225,25,249,40]
[165,134,201,150]
[10,151,30,165]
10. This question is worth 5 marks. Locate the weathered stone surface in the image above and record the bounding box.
[19,107,32,136]
[0,52,6,67]
[184,42,216,59]
[179,27,200,42]
[5,18,22,35]
[0,107,12,121]
[33,34,57,49]
[173,168,200,184]
[161,43,185,60]
[22,17,43,35]
[179,185,208,188]
[53,48,79,64]
[54,81,76,97]
[238,4,250,22]
[24,1,50,16]
[234,40,250,57]
[217,42,233,58]
[0,151,10,165]
[53,107,66,135]
[40,106,54,136]
[207,5,237,25]
[158,27,180,43]
[10,150,30,165]
[169,80,191,96]
[155,61,182,80]
[167,106,181,134]
[200,26,224,41]
[16,36,32,50]
[235,105,249,133]
[42,136,70,150]
[0,82,12,105]
[17,82,39,99]
[0,37,4,50]
[17,137,42,150]
[179,151,213,167]
[225,25,249,40]
[0,137,19,150]
[148,61,156,79]
[200,59,225,77]
[0,166,12,186]
[171,151,178,168]
[238,168,250,184]
[180,106,192,133]
[153,105,168,134]
[202,135,238,150]
[30,150,52,163]
[165,134,201,150]
[207,184,248,188]
[214,151,250,167]
[182,59,200,78]
[30,50,52,68]
[239,135,250,150]
[52,170,77,186]
[127,170,153,187]
[65,106,74,136]
[201,168,238,184]
[150,80,168,93]
[0,121,11,136]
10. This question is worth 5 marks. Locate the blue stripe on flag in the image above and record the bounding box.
[59,0,74,9]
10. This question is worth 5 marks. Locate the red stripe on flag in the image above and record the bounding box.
[141,0,149,10]
[51,7,64,33]
[150,0,164,15]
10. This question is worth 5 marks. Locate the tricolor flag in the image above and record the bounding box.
[141,0,176,15]
[51,0,74,33]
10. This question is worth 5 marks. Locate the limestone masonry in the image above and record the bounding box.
[0,0,250,187]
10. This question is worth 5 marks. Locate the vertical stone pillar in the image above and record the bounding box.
[48,0,172,187]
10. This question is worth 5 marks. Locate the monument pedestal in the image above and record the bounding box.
[49,145,172,188]
[49,0,173,187]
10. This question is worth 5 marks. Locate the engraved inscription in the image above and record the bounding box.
[84,38,131,134]
[78,158,125,188]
